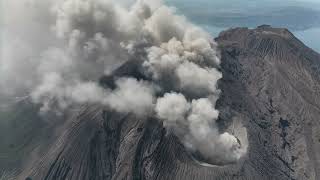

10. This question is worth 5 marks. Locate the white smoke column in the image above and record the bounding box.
[140,1,247,164]
[156,95,246,164]
[155,92,190,126]
[105,78,156,116]
[0,0,247,164]
[186,99,245,164]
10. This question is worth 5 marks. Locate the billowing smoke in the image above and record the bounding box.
[0,0,247,164]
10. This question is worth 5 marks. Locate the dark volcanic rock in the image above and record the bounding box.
[4,26,320,180]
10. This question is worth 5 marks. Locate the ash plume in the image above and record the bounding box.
[0,0,247,164]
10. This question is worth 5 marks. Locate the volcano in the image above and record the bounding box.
[1,25,320,180]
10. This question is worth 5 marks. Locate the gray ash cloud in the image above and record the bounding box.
[0,0,247,164]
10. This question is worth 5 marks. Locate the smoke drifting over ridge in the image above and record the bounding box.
[0,0,247,164]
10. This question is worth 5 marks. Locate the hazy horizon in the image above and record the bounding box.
[166,0,320,52]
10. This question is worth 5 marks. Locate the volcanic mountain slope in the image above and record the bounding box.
[3,25,320,180]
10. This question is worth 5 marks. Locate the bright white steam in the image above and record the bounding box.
[0,0,247,164]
